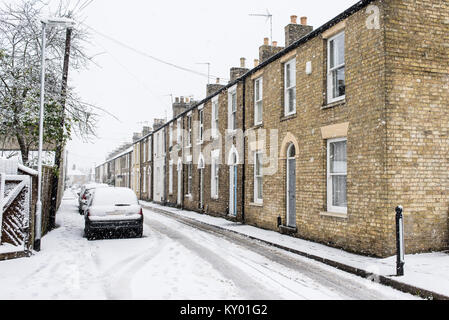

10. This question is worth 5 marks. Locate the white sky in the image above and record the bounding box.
[15,0,361,171]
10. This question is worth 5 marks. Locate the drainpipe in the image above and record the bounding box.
[241,79,246,223]
[181,117,185,210]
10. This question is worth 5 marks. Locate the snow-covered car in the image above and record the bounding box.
[84,187,143,240]
[78,183,108,214]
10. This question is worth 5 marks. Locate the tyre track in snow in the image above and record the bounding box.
[144,207,414,300]
[90,223,168,300]
[143,216,279,300]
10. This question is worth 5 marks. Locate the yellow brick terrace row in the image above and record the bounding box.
[95,0,449,258]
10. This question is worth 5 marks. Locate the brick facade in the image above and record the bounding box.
[96,0,449,258]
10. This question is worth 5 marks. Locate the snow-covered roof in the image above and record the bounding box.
[98,146,133,167]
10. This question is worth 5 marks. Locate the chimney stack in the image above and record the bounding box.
[230,57,249,82]
[172,96,194,118]
[285,15,313,47]
[207,78,225,96]
[132,132,142,142]
[142,126,151,136]
[153,119,166,131]
[240,57,246,68]
[259,38,284,63]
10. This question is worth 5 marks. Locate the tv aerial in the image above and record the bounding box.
[249,9,273,45]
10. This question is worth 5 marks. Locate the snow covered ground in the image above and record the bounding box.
[0,191,418,300]
[141,201,449,298]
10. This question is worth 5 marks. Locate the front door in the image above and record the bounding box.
[286,145,296,227]
[177,165,182,205]
[199,168,204,209]
[229,164,237,216]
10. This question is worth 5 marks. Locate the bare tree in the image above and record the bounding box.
[0,0,97,165]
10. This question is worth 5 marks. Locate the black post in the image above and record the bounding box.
[395,206,405,276]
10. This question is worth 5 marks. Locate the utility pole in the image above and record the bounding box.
[49,27,73,230]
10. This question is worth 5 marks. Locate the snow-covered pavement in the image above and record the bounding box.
[0,192,418,300]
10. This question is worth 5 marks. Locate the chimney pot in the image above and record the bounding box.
[272,41,278,47]
[175,97,180,103]
[254,59,259,67]
[263,37,269,45]
[291,15,298,24]
[216,78,220,84]
[300,16,307,25]
[240,57,246,68]
[180,96,184,103]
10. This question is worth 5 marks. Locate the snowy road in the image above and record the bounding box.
[0,192,418,300]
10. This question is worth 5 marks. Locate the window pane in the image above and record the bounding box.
[255,154,261,176]
[256,101,263,123]
[289,62,295,86]
[336,33,345,66]
[329,39,335,69]
[332,66,345,98]
[330,141,347,173]
[285,63,291,88]
[332,175,347,207]
[257,177,263,199]
[255,80,260,100]
[288,87,296,112]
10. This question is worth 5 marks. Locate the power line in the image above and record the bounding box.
[83,23,229,82]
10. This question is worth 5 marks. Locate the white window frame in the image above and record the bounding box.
[284,58,296,116]
[211,97,219,139]
[169,124,173,147]
[177,119,182,144]
[198,109,204,144]
[187,114,192,147]
[254,151,263,204]
[228,86,237,131]
[254,77,263,125]
[211,152,219,199]
[143,166,147,193]
[327,137,348,214]
[187,161,193,197]
[327,31,346,104]
[169,160,173,195]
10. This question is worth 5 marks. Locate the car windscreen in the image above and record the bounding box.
[92,188,138,206]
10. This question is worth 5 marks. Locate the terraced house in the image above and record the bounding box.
[97,0,449,258]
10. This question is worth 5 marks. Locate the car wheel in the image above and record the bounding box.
[85,226,94,241]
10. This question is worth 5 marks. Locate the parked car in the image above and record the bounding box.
[78,183,108,214]
[84,187,144,240]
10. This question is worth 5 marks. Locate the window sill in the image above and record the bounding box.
[322,99,346,110]
[250,202,263,207]
[320,211,348,219]
[251,123,263,130]
[280,113,297,122]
